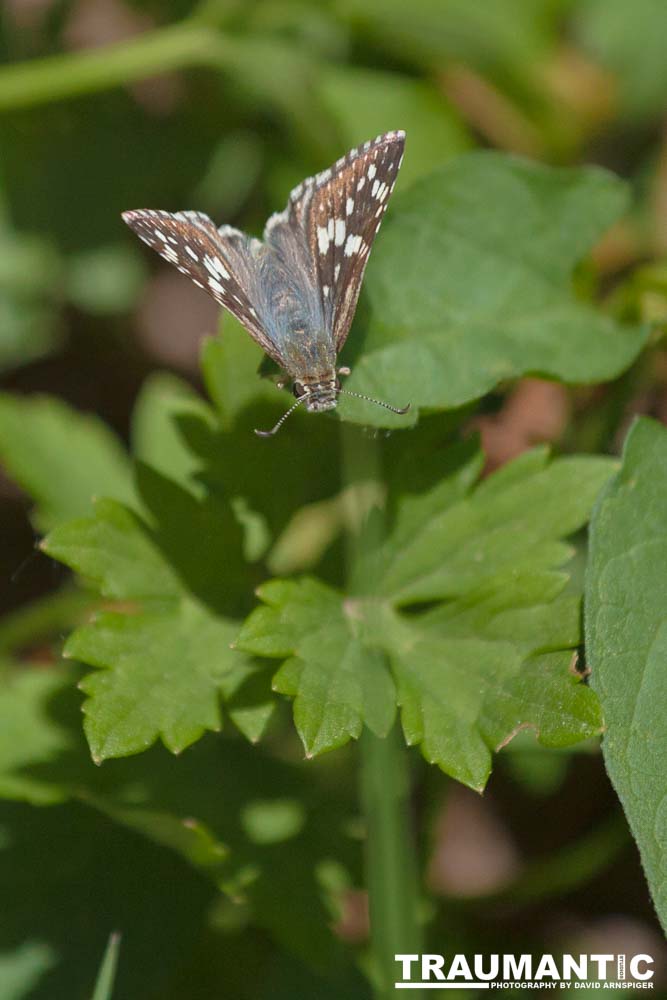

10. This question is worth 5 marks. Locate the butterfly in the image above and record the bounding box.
[122,130,409,436]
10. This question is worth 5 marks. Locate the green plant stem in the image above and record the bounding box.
[0,23,228,112]
[360,725,423,998]
[341,426,422,998]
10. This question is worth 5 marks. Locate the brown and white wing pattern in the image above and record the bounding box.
[265,130,405,352]
[121,208,284,367]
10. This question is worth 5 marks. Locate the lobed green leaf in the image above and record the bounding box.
[42,466,273,762]
[238,448,607,788]
[67,602,256,762]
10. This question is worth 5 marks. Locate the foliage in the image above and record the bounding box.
[586,418,667,932]
[237,447,608,789]
[0,0,666,995]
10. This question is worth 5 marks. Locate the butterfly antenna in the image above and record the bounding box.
[337,388,410,415]
[254,395,308,437]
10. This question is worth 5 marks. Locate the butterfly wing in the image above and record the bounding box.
[122,209,286,367]
[264,130,405,353]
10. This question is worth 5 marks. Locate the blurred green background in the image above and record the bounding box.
[1,0,666,996]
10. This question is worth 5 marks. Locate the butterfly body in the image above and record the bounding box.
[123,130,408,432]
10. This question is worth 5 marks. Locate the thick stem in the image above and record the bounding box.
[360,724,423,998]
[0,23,227,112]
[341,425,423,998]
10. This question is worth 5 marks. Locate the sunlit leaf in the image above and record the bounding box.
[42,478,273,762]
[238,447,608,788]
[337,154,648,427]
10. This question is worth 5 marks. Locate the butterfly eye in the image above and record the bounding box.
[293,382,307,398]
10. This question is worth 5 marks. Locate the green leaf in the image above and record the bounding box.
[238,448,607,787]
[0,223,62,372]
[0,394,133,531]
[585,417,667,931]
[67,603,252,761]
[238,578,396,756]
[319,66,470,189]
[134,373,275,563]
[368,449,615,603]
[0,659,355,976]
[43,472,273,761]
[336,154,648,427]
[0,665,74,804]
[140,362,272,561]
[91,932,121,1000]
[43,498,181,601]
[575,0,667,120]
[193,328,344,546]
[0,664,343,970]
[131,372,213,497]
[201,317,279,431]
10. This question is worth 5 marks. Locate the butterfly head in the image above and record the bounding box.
[293,375,340,413]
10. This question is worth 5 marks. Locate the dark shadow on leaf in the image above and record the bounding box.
[134,462,255,618]
[174,401,342,544]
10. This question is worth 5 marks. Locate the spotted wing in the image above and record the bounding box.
[122,209,285,367]
[265,130,405,353]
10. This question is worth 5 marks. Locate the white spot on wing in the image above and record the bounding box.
[368,163,377,180]
[323,285,330,298]
[346,197,354,215]
[317,226,330,255]
[204,255,230,280]
[334,219,346,246]
[357,177,365,191]
[344,234,362,256]
[185,245,198,261]
[208,276,224,294]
